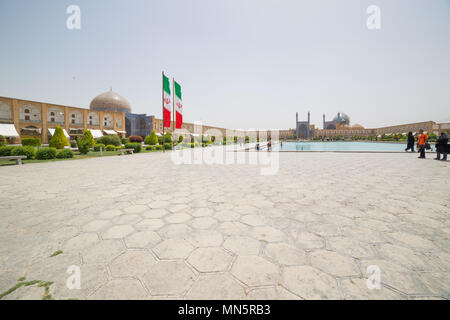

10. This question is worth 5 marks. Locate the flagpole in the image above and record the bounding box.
[162,71,165,153]
[172,77,176,148]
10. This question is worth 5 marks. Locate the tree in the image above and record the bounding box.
[49,126,69,149]
[178,135,184,143]
[145,130,158,145]
[77,129,95,154]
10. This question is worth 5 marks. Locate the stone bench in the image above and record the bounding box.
[117,148,134,156]
[0,155,27,165]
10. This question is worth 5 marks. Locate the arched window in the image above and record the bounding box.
[25,109,30,114]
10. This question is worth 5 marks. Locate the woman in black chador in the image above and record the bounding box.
[405,132,415,152]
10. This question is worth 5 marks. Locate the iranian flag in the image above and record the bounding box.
[174,80,183,129]
[163,74,171,128]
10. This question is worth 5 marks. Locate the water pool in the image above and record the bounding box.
[274,141,422,152]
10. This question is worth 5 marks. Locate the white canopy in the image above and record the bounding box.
[48,128,70,139]
[90,129,103,139]
[156,133,162,136]
[0,124,20,137]
[116,130,126,134]
[103,129,117,135]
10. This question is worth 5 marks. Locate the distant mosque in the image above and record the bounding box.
[296,111,366,139]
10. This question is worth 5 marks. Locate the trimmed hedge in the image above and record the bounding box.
[129,136,143,143]
[106,145,116,151]
[0,135,5,146]
[125,142,142,153]
[77,130,95,154]
[21,138,41,147]
[56,149,74,159]
[94,144,106,151]
[146,145,155,151]
[96,135,121,147]
[0,146,14,156]
[121,138,129,144]
[11,146,36,160]
[155,145,163,150]
[36,147,57,160]
[164,143,172,150]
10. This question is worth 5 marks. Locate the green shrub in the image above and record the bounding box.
[10,146,36,160]
[178,135,184,143]
[0,135,5,146]
[155,145,163,150]
[157,135,163,145]
[146,145,155,151]
[21,138,41,147]
[125,142,142,153]
[49,126,69,149]
[121,138,129,144]
[0,146,14,156]
[77,130,95,154]
[144,130,158,145]
[97,135,121,147]
[36,147,57,160]
[164,132,173,143]
[94,144,106,151]
[70,140,77,148]
[164,143,172,150]
[106,145,116,151]
[56,149,74,159]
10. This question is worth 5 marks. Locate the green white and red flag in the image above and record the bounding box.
[163,74,171,128]
[174,80,183,129]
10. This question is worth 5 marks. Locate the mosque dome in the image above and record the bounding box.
[332,112,350,125]
[90,90,131,113]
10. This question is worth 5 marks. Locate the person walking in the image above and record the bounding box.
[435,131,448,161]
[405,132,415,152]
[417,129,428,159]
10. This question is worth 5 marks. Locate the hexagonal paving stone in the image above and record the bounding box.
[308,223,342,237]
[159,224,193,239]
[373,243,431,271]
[219,221,250,235]
[186,274,245,299]
[50,264,109,300]
[82,240,124,264]
[340,278,405,300]
[153,239,195,259]
[113,214,141,225]
[310,250,360,277]
[102,225,135,239]
[141,208,169,219]
[360,259,432,295]
[191,207,214,217]
[214,210,240,222]
[282,265,341,299]
[88,279,147,300]
[148,200,170,209]
[241,214,267,226]
[82,219,110,232]
[63,233,99,252]
[124,205,148,214]
[191,217,218,229]
[186,230,224,247]
[251,226,286,242]
[245,286,302,300]
[187,247,233,272]
[294,231,324,249]
[265,243,306,266]
[125,230,161,248]
[223,236,261,255]
[134,219,165,231]
[387,232,437,251]
[110,250,157,278]
[165,213,191,224]
[143,261,196,296]
[327,237,374,259]
[98,209,122,219]
[231,256,278,287]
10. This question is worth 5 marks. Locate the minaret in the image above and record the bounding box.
[307,111,310,125]
[296,112,298,124]
[323,114,326,129]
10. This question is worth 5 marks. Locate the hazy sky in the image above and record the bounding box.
[0,0,449,129]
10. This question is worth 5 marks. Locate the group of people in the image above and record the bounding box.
[405,130,448,160]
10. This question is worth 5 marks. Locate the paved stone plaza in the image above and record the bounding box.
[0,151,449,300]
